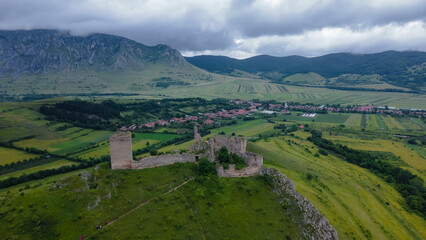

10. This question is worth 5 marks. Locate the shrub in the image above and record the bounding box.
[197,157,216,176]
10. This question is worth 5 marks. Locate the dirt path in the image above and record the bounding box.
[103,177,194,228]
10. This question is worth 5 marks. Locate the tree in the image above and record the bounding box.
[197,157,216,176]
[217,147,231,163]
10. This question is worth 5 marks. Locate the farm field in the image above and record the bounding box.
[211,119,276,137]
[344,113,362,127]
[0,159,76,181]
[248,136,426,239]
[13,129,112,155]
[375,114,388,129]
[157,79,426,109]
[324,135,426,180]
[0,147,40,165]
[382,115,405,130]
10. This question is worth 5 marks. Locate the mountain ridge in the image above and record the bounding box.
[186,51,426,90]
[0,29,188,77]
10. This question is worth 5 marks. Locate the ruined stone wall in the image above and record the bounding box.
[207,135,247,161]
[216,152,263,177]
[130,153,196,169]
[262,167,338,240]
[110,132,133,170]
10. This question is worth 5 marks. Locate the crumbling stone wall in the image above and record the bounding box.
[110,131,263,177]
[262,167,338,240]
[207,135,247,161]
[131,153,196,169]
[110,132,133,169]
[216,152,263,177]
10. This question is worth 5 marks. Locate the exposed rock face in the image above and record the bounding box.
[262,167,338,240]
[0,29,188,77]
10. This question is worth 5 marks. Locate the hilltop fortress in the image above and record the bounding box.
[109,128,338,239]
[109,126,263,177]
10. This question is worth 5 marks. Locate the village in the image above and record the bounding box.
[119,99,425,131]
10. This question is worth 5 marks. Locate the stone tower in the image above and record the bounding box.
[194,125,201,143]
[110,131,133,169]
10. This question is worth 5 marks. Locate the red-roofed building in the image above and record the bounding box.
[204,119,214,125]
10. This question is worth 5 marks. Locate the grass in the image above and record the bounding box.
[313,113,349,124]
[323,135,426,181]
[211,119,275,137]
[133,132,179,142]
[0,162,196,240]
[92,177,301,240]
[396,117,422,130]
[13,130,112,155]
[0,159,76,181]
[0,147,41,165]
[344,114,362,127]
[248,135,426,239]
[158,80,426,109]
[366,114,379,129]
[382,115,405,130]
[375,114,388,129]
[0,162,302,240]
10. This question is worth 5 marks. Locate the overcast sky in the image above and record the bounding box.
[0,0,425,58]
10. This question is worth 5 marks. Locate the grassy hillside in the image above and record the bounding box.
[248,135,426,239]
[0,162,302,240]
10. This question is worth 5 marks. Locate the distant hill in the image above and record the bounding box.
[186,51,426,91]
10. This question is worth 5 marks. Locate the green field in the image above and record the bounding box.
[0,147,40,165]
[375,114,388,129]
[156,79,426,109]
[324,135,426,181]
[248,135,426,239]
[14,129,112,155]
[382,115,405,130]
[344,113,362,127]
[0,159,76,181]
[211,119,276,137]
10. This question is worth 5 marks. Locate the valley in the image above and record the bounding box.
[0,29,425,240]
[0,97,424,239]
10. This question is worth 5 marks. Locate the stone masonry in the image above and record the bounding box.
[131,153,196,169]
[109,132,133,169]
[109,130,262,177]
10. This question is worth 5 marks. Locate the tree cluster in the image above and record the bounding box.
[307,130,426,217]
[217,147,246,170]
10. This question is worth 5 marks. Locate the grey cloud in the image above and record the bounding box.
[227,0,426,38]
[0,0,425,57]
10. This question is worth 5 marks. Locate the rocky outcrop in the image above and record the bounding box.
[262,167,338,240]
[0,29,188,77]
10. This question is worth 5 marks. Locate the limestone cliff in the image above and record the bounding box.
[262,167,338,240]
[0,29,188,77]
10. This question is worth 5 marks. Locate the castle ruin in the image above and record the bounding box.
[109,131,133,169]
[109,126,263,177]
